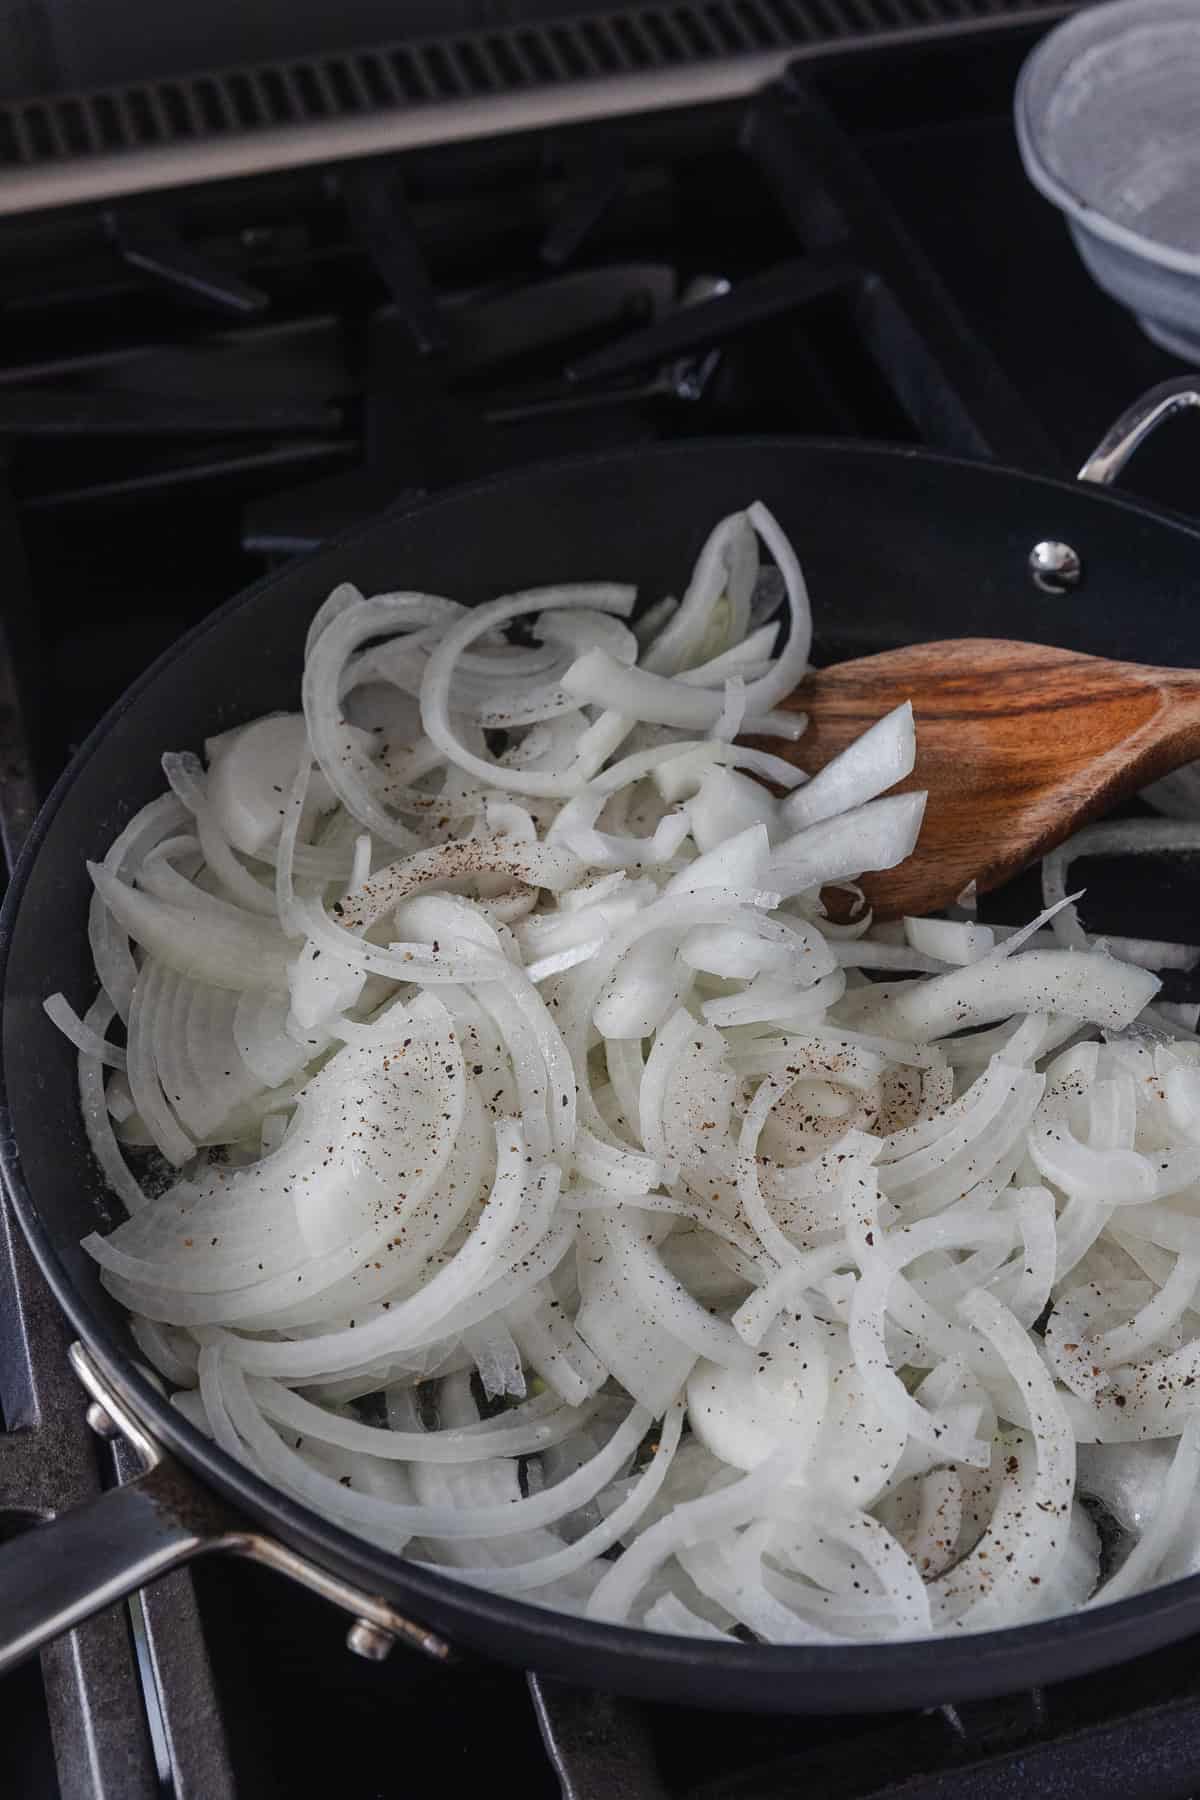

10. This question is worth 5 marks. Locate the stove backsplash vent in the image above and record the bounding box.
[0,0,1085,214]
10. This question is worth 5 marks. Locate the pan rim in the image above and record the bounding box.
[5,431,1200,1703]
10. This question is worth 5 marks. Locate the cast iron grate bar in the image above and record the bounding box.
[343,169,446,355]
[540,143,628,267]
[564,251,861,383]
[0,587,232,1794]
[0,474,38,872]
[532,1665,1200,1800]
[743,76,1063,468]
[241,169,504,552]
[108,206,270,315]
[0,1198,235,1799]
[0,0,1085,214]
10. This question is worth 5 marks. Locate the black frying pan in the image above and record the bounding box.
[3,380,1200,1715]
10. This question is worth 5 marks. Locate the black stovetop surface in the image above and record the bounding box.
[7,14,1200,1799]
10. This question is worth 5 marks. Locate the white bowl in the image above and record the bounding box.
[1016,0,1200,359]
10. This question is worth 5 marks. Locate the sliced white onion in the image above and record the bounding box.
[420,586,635,798]
[903,917,995,966]
[90,793,190,1022]
[1089,1411,1200,1606]
[642,510,757,676]
[770,792,927,898]
[89,864,292,993]
[780,703,914,832]
[44,992,126,1068]
[58,496,1200,1646]
[845,950,1159,1043]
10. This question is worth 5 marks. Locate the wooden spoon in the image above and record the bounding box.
[742,638,1200,921]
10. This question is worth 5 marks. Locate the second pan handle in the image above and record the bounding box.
[0,1457,214,1672]
[1029,375,1200,594]
[1078,376,1200,488]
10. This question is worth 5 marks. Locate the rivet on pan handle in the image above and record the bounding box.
[0,1340,451,1676]
[1030,375,1200,595]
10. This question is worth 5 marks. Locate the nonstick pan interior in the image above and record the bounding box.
[7,438,1200,1711]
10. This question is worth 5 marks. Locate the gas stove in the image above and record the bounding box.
[8,5,1200,1797]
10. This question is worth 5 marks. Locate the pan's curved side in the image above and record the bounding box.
[6,437,1200,1713]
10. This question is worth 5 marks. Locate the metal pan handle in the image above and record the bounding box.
[1077,375,1200,489]
[1029,376,1200,594]
[0,1341,450,1676]
[0,1454,213,1671]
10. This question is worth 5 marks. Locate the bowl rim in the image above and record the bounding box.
[1016,0,1200,281]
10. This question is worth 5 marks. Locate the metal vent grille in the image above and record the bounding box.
[0,0,1085,214]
